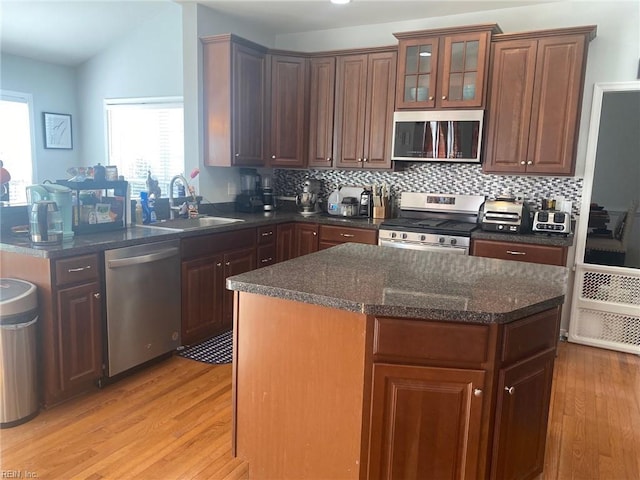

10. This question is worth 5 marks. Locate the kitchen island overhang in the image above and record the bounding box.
[227,243,568,479]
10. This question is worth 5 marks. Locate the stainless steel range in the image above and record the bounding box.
[378,192,485,254]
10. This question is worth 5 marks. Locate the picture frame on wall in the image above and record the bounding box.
[43,112,73,149]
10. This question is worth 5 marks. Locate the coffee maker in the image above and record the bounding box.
[261,175,276,212]
[235,169,264,213]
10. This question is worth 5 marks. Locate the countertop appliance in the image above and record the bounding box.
[235,168,263,213]
[532,210,572,234]
[26,183,73,240]
[378,192,485,254]
[296,177,322,216]
[391,110,484,163]
[479,196,531,233]
[104,240,181,377]
[261,174,276,212]
[29,201,63,247]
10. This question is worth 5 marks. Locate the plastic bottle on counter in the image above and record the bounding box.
[327,186,341,215]
[140,192,150,224]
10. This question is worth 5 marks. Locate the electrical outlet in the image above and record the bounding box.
[227,182,238,196]
[514,192,526,202]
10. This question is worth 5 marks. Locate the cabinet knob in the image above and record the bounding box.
[505,386,515,395]
[520,161,526,165]
[363,158,368,162]
[225,262,231,266]
[357,158,363,162]
[216,262,222,267]
[235,153,240,157]
[313,232,317,236]
[527,161,533,165]
[271,155,276,159]
[93,293,101,299]
[326,157,331,161]
[473,388,482,397]
[442,95,447,100]
[429,96,434,101]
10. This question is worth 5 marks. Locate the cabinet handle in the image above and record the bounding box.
[506,250,526,256]
[68,265,91,273]
[340,233,355,238]
[93,292,101,299]
[505,386,515,395]
[271,155,276,159]
[473,388,482,397]
[520,161,526,165]
[216,262,222,267]
[261,257,273,263]
[261,231,274,237]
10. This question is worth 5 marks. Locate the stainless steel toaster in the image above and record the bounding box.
[532,210,572,234]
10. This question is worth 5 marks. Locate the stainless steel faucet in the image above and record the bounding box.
[169,174,190,219]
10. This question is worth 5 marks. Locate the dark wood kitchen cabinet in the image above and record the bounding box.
[394,24,500,109]
[256,225,277,268]
[295,223,319,257]
[55,255,103,400]
[472,238,568,266]
[181,229,256,345]
[308,56,336,168]
[318,224,377,250]
[276,222,296,262]
[483,26,596,175]
[267,54,308,168]
[334,50,397,169]
[202,34,267,167]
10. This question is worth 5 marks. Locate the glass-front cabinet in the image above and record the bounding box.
[395,24,501,109]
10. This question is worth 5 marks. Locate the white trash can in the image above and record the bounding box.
[0,278,39,428]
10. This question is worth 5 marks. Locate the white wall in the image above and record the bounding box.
[275,1,640,179]
[0,54,80,182]
[77,2,183,170]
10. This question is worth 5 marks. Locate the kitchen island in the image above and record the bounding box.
[226,243,568,480]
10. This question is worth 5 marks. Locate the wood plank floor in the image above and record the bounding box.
[1,341,638,479]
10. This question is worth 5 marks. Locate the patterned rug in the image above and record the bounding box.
[178,330,233,364]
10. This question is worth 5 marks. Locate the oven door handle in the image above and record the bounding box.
[379,239,468,254]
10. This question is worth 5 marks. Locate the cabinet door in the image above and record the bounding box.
[363,51,396,169]
[396,37,439,109]
[334,54,368,168]
[483,39,537,174]
[268,55,307,167]
[181,254,225,345]
[440,32,490,108]
[369,363,486,480]
[308,57,336,168]
[276,223,296,262]
[57,282,103,393]
[526,35,586,175]
[223,247,257,328]
[295,223,319,257]
[233,42,266,166]
[491,349,555,480]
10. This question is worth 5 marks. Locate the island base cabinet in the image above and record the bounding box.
[368,364,486,480]
[490,349,555,480]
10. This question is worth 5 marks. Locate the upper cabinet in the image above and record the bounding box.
[334,50,397,169]
[267,54,308,168]
[308,57,336,168]
[202,34,267,167]
[394,24,501,109]
[483,26,596,175]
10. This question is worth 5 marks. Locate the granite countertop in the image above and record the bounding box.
[226,243,568,324]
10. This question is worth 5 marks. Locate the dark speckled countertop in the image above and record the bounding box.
[226,243,568,324]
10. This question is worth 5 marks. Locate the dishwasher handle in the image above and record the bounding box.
[107,247,179,269]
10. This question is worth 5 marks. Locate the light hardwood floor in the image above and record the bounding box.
[1,341,638,479]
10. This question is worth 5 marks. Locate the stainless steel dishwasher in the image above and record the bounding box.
[104,239,181,377]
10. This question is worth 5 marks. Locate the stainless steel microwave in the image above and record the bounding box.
[391,110,484,163]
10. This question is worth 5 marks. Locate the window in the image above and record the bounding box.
[106,98,184,200]
[0,91,35,204]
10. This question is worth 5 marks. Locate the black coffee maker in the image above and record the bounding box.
[262,175,276,212]
[235,168,264,213]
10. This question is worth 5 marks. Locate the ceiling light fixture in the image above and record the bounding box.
[330,0,351,4]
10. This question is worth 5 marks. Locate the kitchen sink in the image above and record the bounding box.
[140,216,245,231]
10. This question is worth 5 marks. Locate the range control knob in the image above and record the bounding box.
[391,232,397,238]
[439,237,445,244]
[402,233,408,239]
[420,235,426,241]
[450,238,457,246]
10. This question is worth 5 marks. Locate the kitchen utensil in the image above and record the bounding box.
[29,201,63,246]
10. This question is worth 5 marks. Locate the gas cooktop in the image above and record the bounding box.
[380,217,478,237]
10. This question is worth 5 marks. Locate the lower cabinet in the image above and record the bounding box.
[472,238,568,266]
[256,225,277,267]
[318,224,377,249]
[368,364,486,480]
[295,223,319,257]
[181,229,256,345]
[276,222,296,262]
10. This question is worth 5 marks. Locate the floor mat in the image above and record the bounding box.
[177,330,232,364]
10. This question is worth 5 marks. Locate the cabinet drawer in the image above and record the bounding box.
[501,308,559,365]
[55,254,100,286]
[257,226,276,245]
[182,228,256,259]
[472,239,567,266]
[374,317,490,364]
[257,244,276,268]
[318,225,377,245]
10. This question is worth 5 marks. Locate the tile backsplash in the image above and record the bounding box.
[274,163,583,213]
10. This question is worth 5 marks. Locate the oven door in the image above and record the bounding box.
[379,238,469,255]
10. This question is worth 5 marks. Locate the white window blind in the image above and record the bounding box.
[106,98,184,200]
